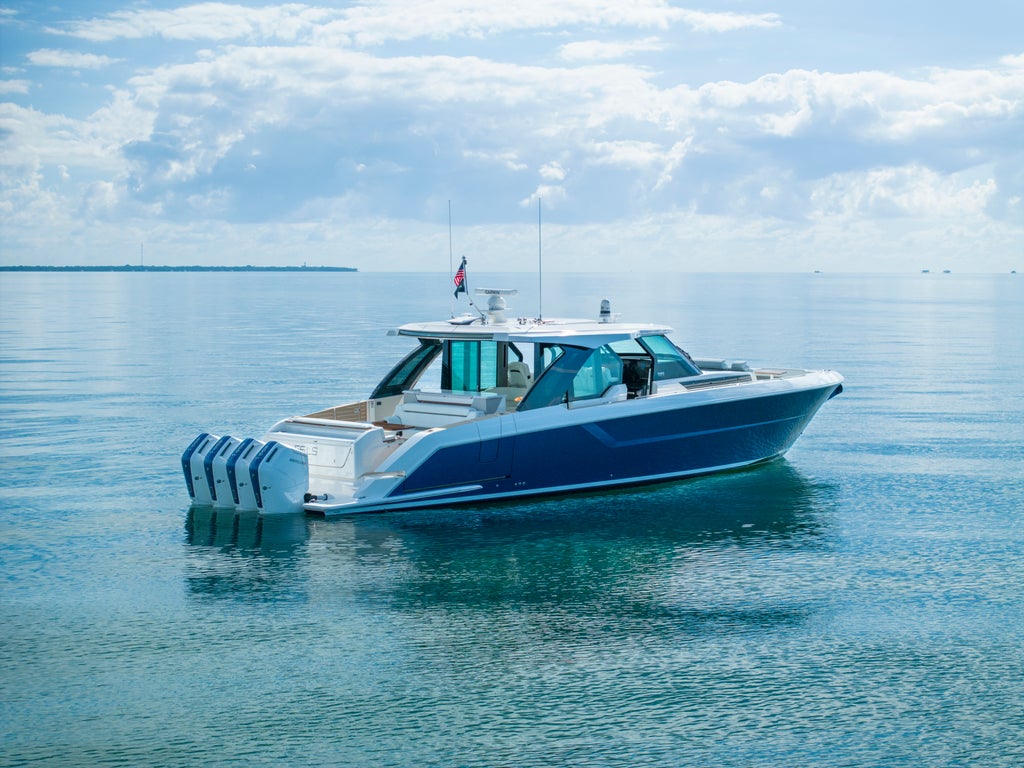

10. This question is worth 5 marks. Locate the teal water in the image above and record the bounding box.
[1,272,1022,767]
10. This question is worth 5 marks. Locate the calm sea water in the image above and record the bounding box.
[1,271,1022,767]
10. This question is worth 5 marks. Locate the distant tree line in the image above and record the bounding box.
[0,265,357,272]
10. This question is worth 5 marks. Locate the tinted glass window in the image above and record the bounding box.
[517,346,591,411]
[447,341,480,391]
[641,335,701,379]
[370,340,442,399]
[570,346,623,400]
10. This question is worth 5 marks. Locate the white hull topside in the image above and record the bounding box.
[183,293,842,516]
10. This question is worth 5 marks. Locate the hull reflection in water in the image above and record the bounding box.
[183,461,837,631]
[184,509,311,600]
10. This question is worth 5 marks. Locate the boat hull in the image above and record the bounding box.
[305,371,843,515]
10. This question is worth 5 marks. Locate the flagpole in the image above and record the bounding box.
[453,256,485,321]
[448,201,454,317]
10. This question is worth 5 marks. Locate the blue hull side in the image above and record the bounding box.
[391,384,839,503]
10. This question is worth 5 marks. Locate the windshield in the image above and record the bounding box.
[517,334,701,410]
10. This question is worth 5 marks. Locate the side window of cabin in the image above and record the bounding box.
[445,341,480,391]
[536,344,563,377]
[444,341,502,392]
[609,338,652,398]
[370,340,442,398]
[517,345,588,411]
[641,335,701,380]
[570,346,623,401]
[480,342,499,391]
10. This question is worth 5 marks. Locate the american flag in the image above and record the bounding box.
[453,257,467,297]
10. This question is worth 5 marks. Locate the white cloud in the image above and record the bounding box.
[185,187,233,214]
[559,37,664,62]
[0,80,31,94]
[55,2,335,43]
[27,49,122,69]
[521,183,567,209]
[676,9,780,33]
[0,103,119,172]
[653,139,691,191]
[539,162,567,182]
[57,1,782,47]
[4,2,1022,271]
[587,140,667,169]
[810,165,998,219]
[464,149,527,171]
[672,65,1024,143]
[328,2,781,46]
[80,180,121,217]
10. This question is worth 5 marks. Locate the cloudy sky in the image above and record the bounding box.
[1,1,1022,272]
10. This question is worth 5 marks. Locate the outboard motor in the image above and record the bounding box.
[209,436,242,508]
[231,439,266,512]
[249,441,308,514]
[182,433,220,505]
[224,437,257,509]
[183,432,309,514]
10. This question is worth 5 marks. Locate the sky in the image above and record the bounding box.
[1,1,1022,272]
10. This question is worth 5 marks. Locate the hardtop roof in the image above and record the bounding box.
[395,317,674,349]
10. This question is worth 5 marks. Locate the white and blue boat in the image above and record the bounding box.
[182,289,843,515]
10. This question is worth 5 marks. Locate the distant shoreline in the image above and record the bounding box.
[0,265,357,273]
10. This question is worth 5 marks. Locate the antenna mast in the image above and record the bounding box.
[537,197,543,321]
